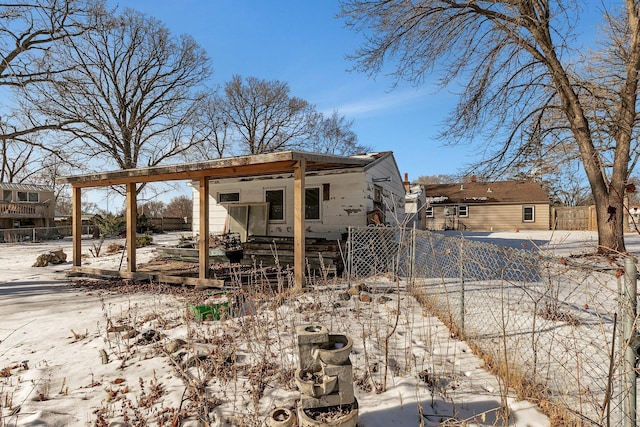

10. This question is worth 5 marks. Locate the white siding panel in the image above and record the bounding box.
[192,155,407,239]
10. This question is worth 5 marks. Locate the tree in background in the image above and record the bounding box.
[341,0,640,253]
[187,91,231,161]
[164,195,193,218]
[208,76,366,157]
[308,110,370,156]
[138,199,166,217]
[0,136,37,183]
[32,8,211,175]
[0,0,101,141]
[0,0,103,182]
[416,174,462,185]
[219,75,315,155]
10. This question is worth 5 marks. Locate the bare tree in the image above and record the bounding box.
[187,91,230,160]
[0,0,102,143]
[31,7,211,175]
[221,75,315,154]
[164,194,192,218]
[308,110,370,155]
[0,137,36,183]
[139,199,166,217]
[416,174,462,185]
[340,0,640,253]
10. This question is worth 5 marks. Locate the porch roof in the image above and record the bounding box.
[56,151,373,188]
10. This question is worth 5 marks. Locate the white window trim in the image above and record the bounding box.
[17,191,39,203]
[523,205,535,222]
[458,204,468,218]
[425,206,434,218]
[265,187,286,223]
[305,186,322,221]
[217,191,240,204]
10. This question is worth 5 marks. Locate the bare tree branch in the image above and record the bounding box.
[340,0,640,253]
[30,7,211,183]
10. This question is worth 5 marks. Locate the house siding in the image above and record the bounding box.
[191,153,406,240]
[0,186,55,229]
[427,203,550,231]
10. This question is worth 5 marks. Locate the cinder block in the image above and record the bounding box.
[296,325,328,345]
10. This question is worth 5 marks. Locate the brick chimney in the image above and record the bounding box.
[403,172,411,192]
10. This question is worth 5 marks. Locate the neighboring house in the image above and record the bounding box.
[421,179,550,231]
[404,180,427,229]
[0,183,55,229]
[192,152,406,241]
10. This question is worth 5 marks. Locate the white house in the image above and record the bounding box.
[191,151,406,241]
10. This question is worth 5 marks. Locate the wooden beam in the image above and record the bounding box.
[293,158,306,290]
[68,266,224,288]
[55,151,372,188]
[199,177,210,279]
[72,186,82,267]
[126,182,137,272]
[56,151,372,187]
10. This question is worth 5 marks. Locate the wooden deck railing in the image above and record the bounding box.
[0,201,48,217]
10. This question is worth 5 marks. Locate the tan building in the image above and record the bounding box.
[422,179,550,231]
[0,183,55,229]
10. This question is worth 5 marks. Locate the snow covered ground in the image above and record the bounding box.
[2,230,632,426]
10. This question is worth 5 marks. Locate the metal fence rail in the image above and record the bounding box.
[0,225,97,243]
[347,226,632,426]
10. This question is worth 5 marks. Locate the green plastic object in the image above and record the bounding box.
[191,301,229,321]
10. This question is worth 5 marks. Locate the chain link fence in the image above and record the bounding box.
[347,226,636,426]
[0,225,97,243]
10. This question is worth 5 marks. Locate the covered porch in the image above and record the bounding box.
[56,151,370,289]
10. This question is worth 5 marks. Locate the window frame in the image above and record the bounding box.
[522,205,535,222]
[458,204,468,218]
[305,187,321,221]
[17,191,39,203]
[218,191,240,203]
[265,188,285,222]
[425,206,434,218]
[2,190,11,202]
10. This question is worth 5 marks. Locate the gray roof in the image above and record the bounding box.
[0,182,52,192]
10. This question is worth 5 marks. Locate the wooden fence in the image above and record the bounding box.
[551,205,597,231]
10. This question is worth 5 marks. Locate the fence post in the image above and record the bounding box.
[409,224,416,291]
[347,226,352,287]
[622,256,637,427]
[459,238,465,333]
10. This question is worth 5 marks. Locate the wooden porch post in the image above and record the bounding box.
[294,158,306,290]
[126,183,137,272]
[199,177,210,279]
[72,186,82,267]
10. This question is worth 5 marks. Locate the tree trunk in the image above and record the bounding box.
[594,185,626,254]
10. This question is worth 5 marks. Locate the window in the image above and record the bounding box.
[444,206,456,216]
[218,192,240,203]
[17,191,38,202]
[523,205,535,222]
[305,187,321,220]
[265,189,285,221]
[425,206,434,218]
[458,205,468,217]
[2,190,11,202]
[322,183,330,201]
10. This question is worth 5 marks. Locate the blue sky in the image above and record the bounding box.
[107,0,472,183]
